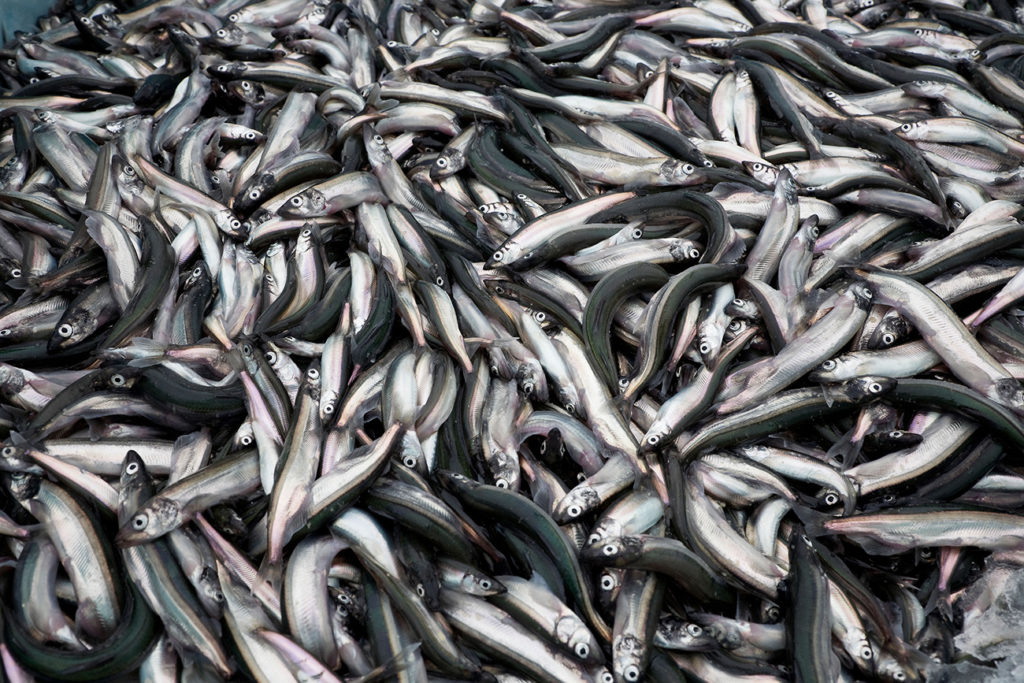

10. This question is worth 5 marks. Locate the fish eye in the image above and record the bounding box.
[883,493,896,504]
[125,461,139,475]
[495,478,510,489]
[491,250,503,261]
[435,157,448,167]
[242,343,254,355]
[602,543,617,555]
[688,247,700,259]
[301,228,312,237]
[192,266,203,277]
[110,373,126,386]
[307,367,319,380]
[588,533,601,545]
[0,329,11,336]
[686,623,703,637]
[647,434,660,445]
[699,342,711,354]
[245,131,256,140]
[516,193,527,199]
[1,446,15,457]
[8,268,19,277]
[416,584,425,597]
[533,311,546,323]
[228,12,240,22]
[249,189,261,199]
[373,134,384,144]
[231,219,242,229]
[323,402,335,414]
[132,513,148,530]
[890,430,903,438]
[894,672,906,682]
[568,504,582,518]
[290,195,304,206]
[682,164,694,174]
[618,377,629,389]
[728,320,743,332]
[624,665,640,682]
[574,643,589,659]
[493,285,504,295]
[914,28,923,36]
[882,333,895,345]
[600,574,616,590]
[869,382,883,393]
[403,455,418,468]
[824,492,839,506]
[57,323,74,337]
[631,228,643,239]
[821,359,837,371]
[479,579,491,590]
[752,162,763,171]
[601,674,613,683]
[861,645,873,659]
[240,81,252,91]
[497,212,507,221]
[386,40,398,47]
[216,28,227,37]
[240,434,253,445]
[900,123,913,132]
[435,276,444,286]
[264,350,277,363]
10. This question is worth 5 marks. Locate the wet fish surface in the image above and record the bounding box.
[0,0,1024,682]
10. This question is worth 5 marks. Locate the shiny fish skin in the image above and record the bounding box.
[1,1,1024,682]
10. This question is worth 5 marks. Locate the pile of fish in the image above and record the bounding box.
[5,0,1024,680]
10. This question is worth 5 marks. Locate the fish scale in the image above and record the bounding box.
[0,1,1023,682]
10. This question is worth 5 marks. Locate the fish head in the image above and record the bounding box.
[867,313,911,349]
[834,376,896,403]
[225,79,265,106]
[282,188,327,218]
[485,240,525,270]
[994,378,1024,413]
[209,23,245,47]
[581,535,644,566]
[556,615,601,663]
[459,569,504,596]
[431,149,463,179]
[612,633,644,683]
[48,307,96,352]
[743,161,780,185]
[895,120,925,139]
[115,496,181,545]
[661,159,698,186]
[5,472,40,502]
[553,485,600,523]
[639,423,671,455]
[668,239,701,263]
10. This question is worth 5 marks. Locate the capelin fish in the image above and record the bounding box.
[3,1,1024,681]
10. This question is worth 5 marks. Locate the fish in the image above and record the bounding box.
[1,2,1024,681]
